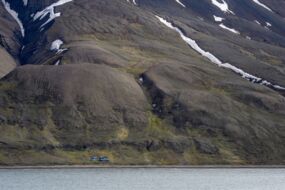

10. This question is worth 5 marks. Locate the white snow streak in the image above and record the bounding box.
[175,0,186,8]
[211,0,234,14]
[156,15,285,90]
[213,15,224,22]
[266,22,272,27]
[254,20,261,25]
[126,0,137,5]
[33,0,73,28]
[1,0,25,37]
[54,60,60,66]
[252,0,272,12]
[219,23,240,34]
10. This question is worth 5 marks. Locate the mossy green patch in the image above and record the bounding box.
[0,81,16,91]
[146,112,177,139]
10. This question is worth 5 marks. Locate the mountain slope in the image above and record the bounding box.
[0,0,284,165]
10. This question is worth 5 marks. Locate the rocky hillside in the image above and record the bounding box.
[0,0,284,165]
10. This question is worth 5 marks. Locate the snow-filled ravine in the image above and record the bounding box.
[156,15,285,91]
[1,0,72,65]
[1,0,72,36]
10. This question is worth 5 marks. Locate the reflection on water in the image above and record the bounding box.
[0,168,284,190]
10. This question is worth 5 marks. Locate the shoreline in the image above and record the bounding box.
[1,165,285,169]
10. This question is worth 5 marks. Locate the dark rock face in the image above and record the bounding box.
[0,0,285,165]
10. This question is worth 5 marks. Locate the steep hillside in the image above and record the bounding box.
[0,0,284,165]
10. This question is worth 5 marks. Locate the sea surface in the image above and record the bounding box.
[0,168,284,190]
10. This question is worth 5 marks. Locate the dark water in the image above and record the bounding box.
[0,168,284,190]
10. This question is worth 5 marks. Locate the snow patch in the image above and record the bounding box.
[50,39,63,51]
[266,22,272,27]
[211,0,234,14]
[139,77,144,83]
[213,15,224,22]
[50,39,67,54]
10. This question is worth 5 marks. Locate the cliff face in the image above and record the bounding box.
[0,0,285,165]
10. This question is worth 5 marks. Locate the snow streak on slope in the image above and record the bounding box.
[126,0,137,5]
[33,0,73,29]
[211,0,234,14]
[1,0,25,37]
[252,0,272,12]
[156,16,285,90]
[175,0,186,8]
[219,23,240,34]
